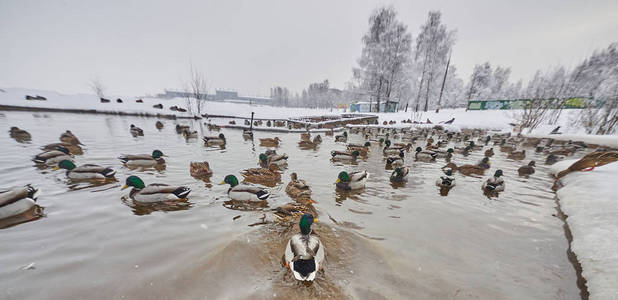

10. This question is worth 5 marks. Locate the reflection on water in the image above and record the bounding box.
[0,111,582,299]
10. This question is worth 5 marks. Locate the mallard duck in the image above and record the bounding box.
[500,145,516,153]
[175,124,190,134]
[9,127,31,141]
[33,146,73,165]
[467,141,483,151]
[300,131,311,141]
[0,185,40,219]
[286,172,312,199]
[454,145,471,156]
[386,151,405,168]
[119,150,166,167]
[390,167,409,183]
[507,150,525,160]
[60,130,83,145]
[454,162,486,176]
[130,124,144,136]
[259,152,288,167]
[190,161,213,179]
[347,142,371,156]
[182,129,198,139]
[435,168,456,188]
[393,143,412,152]
[260,137,281,147]
[54,160,115,180]
[298,136,322,149]
[545,154,563,165]
[434,148,454,159]
[335,170,367,190]
[155,121,164,129]
[383,141,402,156]
[204,133,226,146]
[334,131,348,142]
[122,175,190,202]
[484,148,494,157]
[415,147,437,162]
[477,157,491,169]
[284,213,324,281]
[331,150,360,161]
[518,161,536,176]
[42,142,83,155]
[482,170,505,192]
[221,175,270,202]
[242,130,253,139]
[241,164,281,187]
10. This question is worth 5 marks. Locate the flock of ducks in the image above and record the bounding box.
[3,120,601,282]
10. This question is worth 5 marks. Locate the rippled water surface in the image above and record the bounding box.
[0,111,580,299]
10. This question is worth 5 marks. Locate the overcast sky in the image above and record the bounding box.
[1,0,616,97]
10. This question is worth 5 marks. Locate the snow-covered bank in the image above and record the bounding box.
[525,134,618,148]
[0,87,342,119]
[551,159,618,300]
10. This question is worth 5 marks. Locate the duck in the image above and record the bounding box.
[260,152,289,168]
[33,146,73,165]
[9,127,31,141]
[393,143,412,152]
[0,185,40,219]
[434,148,454,160]
[155,121,164,129]
[284,213,325,281]
[383,141,402,156]
[435,167,456,188]
[467,141,483,151]
[221,174,270,202]
[54,160,116,180]
[390,167,409,183]
[286,172,312,199]
[545,154,563,165]
[500,145,516,153]
[386,151,405,168]
[241,164,281,187]
[477,157,491,169]
[335,170,368,190]
[507,150,526,160]
[204,133,226,146]
[42,142,83,155]
[298,136,322,149]
[482,170,505,192]
[484,148,495,157]
[119,150,166,167]
[130,124,144,136]
[182,129,198,139]
[518,160,536,176]
[347,142,371,156]
[334,131,348,142]
[190,161,213,179]
[453,162,487,176]
[175,124,190,134]
[415,147,437,162]
[242,130,253,139]
[300,131,311,142]
[122,175,191,202]
[60,130,83,145]
[260,137,281,147]
[331,150,360,161]
[454,145,471,156]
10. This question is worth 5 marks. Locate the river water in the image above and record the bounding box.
[0,111,580,299]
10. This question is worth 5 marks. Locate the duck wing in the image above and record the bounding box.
[72,164,106,173]
[0,187,29,207]
[119,154,152,161]
[349,170,368,182]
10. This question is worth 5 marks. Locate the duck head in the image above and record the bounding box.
[394,167,405,177]
[528,160,536,167]
[364,141,371,147]
[152,150,165,159]
[494,169,503,177]
[259,153,268,164]
[299,213,318,235]
[290,172,298,181]
[415,147,423,153]
[55,159,76,171]
[385,140,391,147]
[336,171,350,183]
[221,175,239,187]
[123,175,145,190]
[443,168,453,176]
[447,148,454,153]
[218,133,226,139]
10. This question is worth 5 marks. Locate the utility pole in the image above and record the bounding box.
[435,51,451,113]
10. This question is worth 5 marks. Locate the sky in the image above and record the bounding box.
[1,0,616,97]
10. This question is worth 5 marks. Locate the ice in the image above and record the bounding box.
[551,160,618,299]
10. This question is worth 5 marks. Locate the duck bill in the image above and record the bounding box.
[219,181,226,185]
[121,184,129,190]
[314,218,319,223]
[335,178,340,183]
[52,166,60,171]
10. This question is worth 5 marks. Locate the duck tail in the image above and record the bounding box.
[118,156,128,163]
[33,156,45,164]
[256,190,270,200]
[102,168,116,178]
[173,187,191,198]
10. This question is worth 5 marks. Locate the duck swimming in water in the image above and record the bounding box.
[335,170,368,190]
[518,160,536,176]
[390,167,409,183]
[119,150,166,168]
[284,213,325,281]
[436,168,456,188]
[0,185,40,219]
[122,175,190,202]
[482,170,505,192]
[221,175,270,202]
[54,160,116,180]
[33,146,73,165]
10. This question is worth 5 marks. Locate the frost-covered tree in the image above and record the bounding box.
[465,62,492,101]
[270,86,290,107]
[354,6,412,112]
[90,77,105,98]
[412,11,456,112]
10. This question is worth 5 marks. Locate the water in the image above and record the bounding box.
[0,111,580,299]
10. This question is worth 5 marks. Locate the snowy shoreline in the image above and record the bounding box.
[550,160,618,300]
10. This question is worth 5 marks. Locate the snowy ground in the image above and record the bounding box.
[551,160,618,300]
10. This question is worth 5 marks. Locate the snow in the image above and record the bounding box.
[551,160,618,300]
[525,134,618,148]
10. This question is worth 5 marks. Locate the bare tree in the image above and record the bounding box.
[185,65,208,116]
[90,77,105,98]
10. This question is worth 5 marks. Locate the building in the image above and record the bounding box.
[350,100,398,113]
[158,89,272,105]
